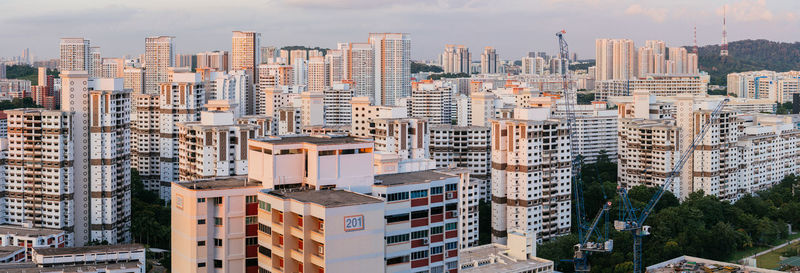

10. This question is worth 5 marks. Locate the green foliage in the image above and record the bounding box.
[695,39,800,86]
[280,46,328,56]
[0,97,42,110]
[547,162,800,272]
[5,64,59,85]
[569,60,596,71]
[131,169,171,250]
[577,93,595,105]
[776,102,793,114]
[708,89,728,96]
[411,62,443,73]
[428,73,469,80]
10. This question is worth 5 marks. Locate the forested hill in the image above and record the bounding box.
[694,39,800,86]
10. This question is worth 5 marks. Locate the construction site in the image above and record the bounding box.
[647,256,785,273]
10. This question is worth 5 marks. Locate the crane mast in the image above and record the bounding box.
[616,98,730,273]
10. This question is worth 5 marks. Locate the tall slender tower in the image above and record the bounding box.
[693,26,698,54]
[721,6,729,56]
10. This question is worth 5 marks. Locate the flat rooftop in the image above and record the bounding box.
[374,169,459,186]
[173,176,261,191]
[0,246,23,257]
[265,189,382,208]
[0,261,142,272]
[252,135,370,146]
[459,243,553,273]
[0,225,63,237]
[647,256,783,273]
[34,244,144,256]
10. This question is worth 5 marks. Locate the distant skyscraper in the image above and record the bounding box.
[480,47,498,74]
[595,38,635,81]
[231,31,260,115]
[259,46,277,64]
[344,42,375,100]
[307,56,327,92]
[368,33,411,106]
[59,38,90,73]
[441,45,471,74]
[196,51,229,72]
[124,67,145,94]
[144,36,175,94]
[89,47,102,78]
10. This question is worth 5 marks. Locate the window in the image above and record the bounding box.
[246,237,258,246]
[445,203,457,211]
[197,198,206,203]
[430,187,443,195]
[197,219,206,225]
[259,246,271,257]
[246,216,257,225]
[385,213,409,223]
[430,246,443,255]
[197,240,206,246]
[258,223,271,234]
[214,217,223,226]
[445,184,457,191]
[340,149,355,154]
[214,238,223,247]
[430,226,443,235]
[386,255,410,265]
[410,190,428,198]
[212,197,223,205]
[246,258,258,267]
[246,195,257,203]
[214,259,223,268]
[198,262,206,268]
[447,261,458,269]
[411,230,428,239]
[258,200,270,211]
[446,242,458,250]
[386,234,410,244]
[445,223,457,231]
[411,250,429,260]
[430,206,443,215]
[318,150,336,156]
[410,210,428,219]
[386,192,409,202]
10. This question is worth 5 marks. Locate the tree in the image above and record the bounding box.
[411,62,443,73]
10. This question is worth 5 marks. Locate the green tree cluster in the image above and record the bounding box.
[0,97,42,110]
[5,64,59,85]
[577,93,595,105]
[411,62,443,73]
[428,73,469,80]
[539,154,800,273]
[694,39,800,86]
[130,169,171,250]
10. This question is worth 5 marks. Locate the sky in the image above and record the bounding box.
[2,0,799,61]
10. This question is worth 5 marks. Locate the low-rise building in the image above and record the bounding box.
[459,232,553,273]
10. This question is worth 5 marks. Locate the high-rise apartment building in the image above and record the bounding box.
[410,81,453,125]
[728,71,800,103]
[323,82,354,126]
[158,73,206,201]
[369,33,412,106]
[307,56,326,93]
[89,47,102,78]
[59,38,90,73]
[144,36,175,94]
[132,93,161,193]
[429,125,491,184]
[490,116,572,243]
[60,72,132,245]
[595,75,706,101]
[101,58,125,78]
[300,92,324,126]
[196,51,229,72]
[441,45,471,74]
[232,31,261,115]
[177,101,256,182]
[595,38,635,81]
[521,57,545,76]
[481,47,498,74]
[123,67,145,94]
[344,43,376,101]
[325,49,344,84]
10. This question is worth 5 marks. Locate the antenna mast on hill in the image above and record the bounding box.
[693,26,698,54]
[721,5,729,56]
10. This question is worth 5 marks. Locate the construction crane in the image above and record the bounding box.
[616,98,730,273]
[556,30,614,272]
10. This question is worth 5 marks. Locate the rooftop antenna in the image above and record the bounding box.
[721,5,729,56]
[693,25,698,54]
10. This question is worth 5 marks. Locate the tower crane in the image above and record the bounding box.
[616,98,730,273]
[556,30,614,272]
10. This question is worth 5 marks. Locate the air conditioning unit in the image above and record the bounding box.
[452,211,458,217]
[446,192,454,199]
[421,238,429,245]
[318,245,324,254]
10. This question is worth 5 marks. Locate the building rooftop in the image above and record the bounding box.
[253,135,370,146]
[0,225,63,237]
[34,244,144,256]
[265,189,382,208]
[0,262,142,272]
[459,243,553,273]
[173,176,260,191]
[374,169,459,186]
[0,246,23,257]
[647,256,782,273]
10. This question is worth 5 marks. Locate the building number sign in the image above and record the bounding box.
[344,215,365,232]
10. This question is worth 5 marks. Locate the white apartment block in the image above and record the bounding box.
[441,45,471,74]
[323,82,354,126]
[733,114,800,200]
[410,81,453,125]
[4,109,76,244]
[595,38,635,81]
[521,57,545,76]
[326,50,344,84]
[28,244,145,273]
[131,93,161,192]
[123,67,145,94]
[350,96,408,138]
[89,47,102,78]
[206,70,249,117]
[595,75,707,101]
[346,43,376,102]
[480,47,498,74]
[728,70,800,103]
[429,125,491,188]
[144,36,175,94]
[276,107,302,135]
[158,73,206,201]
[196,50,229,72]
[300,92,324,126]
[59,38,90,73]
[368,33,412,106]
[237,115,275,138]
[459,233,554,273]
[307,56,326,93]
[490,117,572,243]
[456,94,471,126]
[101,58,124,78]
[554,103,618,163]
[371,117,436,174]
[231,32,261,113]
[178,101,256,181]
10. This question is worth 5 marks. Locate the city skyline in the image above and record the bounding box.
[3,0,799,60]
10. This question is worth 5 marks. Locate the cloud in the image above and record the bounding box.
[719,0,797,22]
[624,4,668,22]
